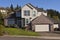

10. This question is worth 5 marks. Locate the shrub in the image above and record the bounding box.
[0,25,5,36]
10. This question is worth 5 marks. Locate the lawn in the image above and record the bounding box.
[5,28,39,36]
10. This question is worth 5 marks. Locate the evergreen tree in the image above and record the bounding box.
[10,4,14,11]
[15,4,19,10]
[47,9,60,20]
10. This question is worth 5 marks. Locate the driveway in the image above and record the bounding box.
[0,37,60,40]
[39,31,60,37]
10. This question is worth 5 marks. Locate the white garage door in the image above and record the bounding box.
[35,25,49,32]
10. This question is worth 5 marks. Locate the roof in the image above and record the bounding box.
[47,17,59,24]
[26,3,47,13]
[31,14,58,25]
[4,12,15,19]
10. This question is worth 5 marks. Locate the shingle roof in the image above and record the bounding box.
[4,12,15,18]
[47,17,59,24]
[31,14,58,25]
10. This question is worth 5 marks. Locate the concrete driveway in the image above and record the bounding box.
[39,31,60,37]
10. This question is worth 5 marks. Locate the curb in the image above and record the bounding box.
[1,35,60,39]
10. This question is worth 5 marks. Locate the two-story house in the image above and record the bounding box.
[4,9,24,28]
[21,3,47,27]
[21,3,59,32]
[4,3,59,32]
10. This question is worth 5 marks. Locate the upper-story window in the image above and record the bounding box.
[33,11,36,16]
[24,10,30,16]
[16,12,21,17]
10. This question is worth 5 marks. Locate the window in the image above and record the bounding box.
[24,10,30,16]
[8,19,15,25]
[26,19,28,24]
[25,18,30,25]
[33,11,36,16]
[16,12,21,17]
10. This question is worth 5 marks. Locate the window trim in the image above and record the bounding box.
[32,11,36,16]
[24,10,30,16]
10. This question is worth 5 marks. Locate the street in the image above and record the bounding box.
[0,37,60,40]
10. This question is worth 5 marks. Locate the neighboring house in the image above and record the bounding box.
[0,7,8,14]
[0,7,8,18]
[31,14,59,32]
[4,9,25,28]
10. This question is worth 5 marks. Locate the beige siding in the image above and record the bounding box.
[4,19,8,26]
[38,12,47,16]
[22,5,38,20]
[21,4,47,26]
[21,5,38,26]
[43,12,47,16]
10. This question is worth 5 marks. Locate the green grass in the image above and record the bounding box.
[5,28,39,36]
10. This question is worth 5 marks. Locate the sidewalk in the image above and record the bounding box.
[1,35,60,39]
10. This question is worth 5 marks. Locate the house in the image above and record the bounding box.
[21,3,59,32]
[0,7,8,18]
[21,3,47,27]
[0,7,8,14]
[4,9,25,28]
[4,3,59,32]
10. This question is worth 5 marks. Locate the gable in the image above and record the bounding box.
[22,5,32,10]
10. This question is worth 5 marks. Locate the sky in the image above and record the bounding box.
[0,0,60,12]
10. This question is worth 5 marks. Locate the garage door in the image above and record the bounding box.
[35,25,49,32]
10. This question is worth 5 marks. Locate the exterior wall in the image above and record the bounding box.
[32,25,35,31]
[43,12,47,16]
[21,4,47,26]
[21,5,38,26]
[22,5,32,18]
[4,19,8,26]
[37,12,42,16]
[22,5,38,19]
[37,12,47,16]
[53,24,59,28]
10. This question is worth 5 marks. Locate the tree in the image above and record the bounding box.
[0,12,4,25]
[10,4,14,11]
[53,16,59,21]
[0,12,3,19]
[15,4,19,10]
[47,9,60,20]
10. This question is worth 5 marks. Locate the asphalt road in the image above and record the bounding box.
[0,37,60,40]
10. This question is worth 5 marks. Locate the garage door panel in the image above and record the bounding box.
[35,25,49,32]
